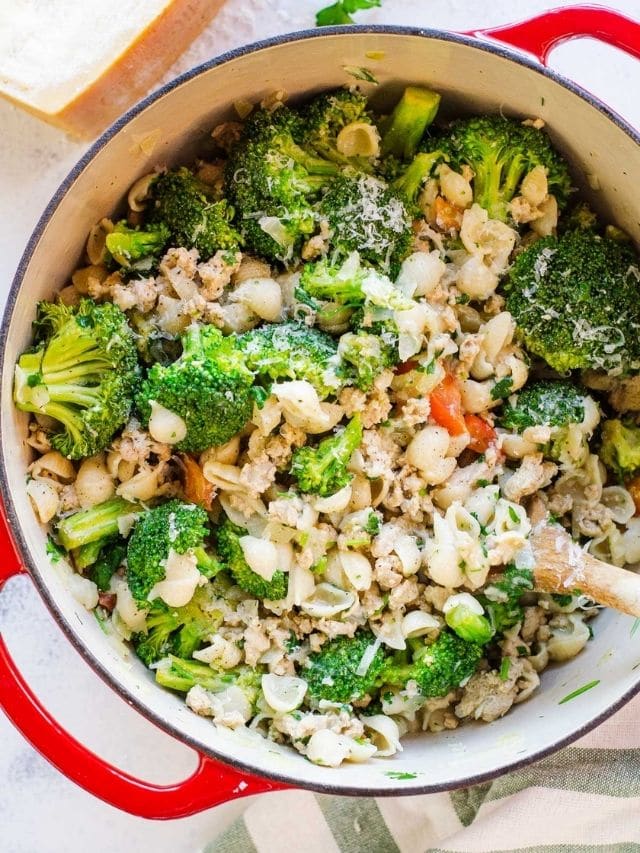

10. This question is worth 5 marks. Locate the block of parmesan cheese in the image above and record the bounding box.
[0,0,224,138]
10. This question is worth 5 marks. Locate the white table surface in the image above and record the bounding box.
[1,1,640,850]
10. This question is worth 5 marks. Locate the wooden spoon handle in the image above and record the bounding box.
[530,523,640,617]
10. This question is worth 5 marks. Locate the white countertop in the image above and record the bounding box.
[1,1,640,850]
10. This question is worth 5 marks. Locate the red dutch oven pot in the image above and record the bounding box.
[2,5,640,819]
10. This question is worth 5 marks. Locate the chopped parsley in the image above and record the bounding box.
[384,771,419,780]
[316,0,381,26]
[45,536,63,564]
[364,512,381,535]
[508,505,520,524]
[499,658,511,681]
[559,680,600,704]
[342,65,379,84]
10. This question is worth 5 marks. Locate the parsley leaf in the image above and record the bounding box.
[316,0,381,26]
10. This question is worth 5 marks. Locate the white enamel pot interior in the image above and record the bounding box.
[2,27,640,796]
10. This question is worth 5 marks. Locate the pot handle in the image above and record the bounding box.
[467,5,640,65]
[0,510,287,818]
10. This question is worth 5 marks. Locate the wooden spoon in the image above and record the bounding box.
[530,522,640,617]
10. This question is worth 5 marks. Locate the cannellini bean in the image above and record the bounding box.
[521,165,548,207]
[531,195,558,237]
[362,715,403,757]
[148,400,187,445]
[75,454,115,508]
[396,251,445,298]
[439,164,473,209]
[261,674,307,713]
[230,278,283,322]
[402,610,440,638]
[239,535,279,581]
[457,255,499,301]
[26,479,59,523]
[338,551,372,591]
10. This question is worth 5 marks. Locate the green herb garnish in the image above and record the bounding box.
[559,680,600,704]
[316,0,381,26]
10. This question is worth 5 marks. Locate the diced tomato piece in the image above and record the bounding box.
[180,453,215,510]
[434,196,463,231]
[464,414,497,453]
[394,359,419,375]
[429,373,467,436]
[627,474,640,515]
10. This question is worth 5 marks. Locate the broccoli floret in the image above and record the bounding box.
[319,174,412,275]
[137,324,254,452]
[298,252,412,311]
[445,600,494,645]
[435,115,572,222]
[381,631,484,698]
[225,106,339,262]
[105,221,170,271]
[599,419,640,479]
[216,519,288,600]
[149,167,241,259]
[238,321,341,399]
[380,86,441,161]
[14,299,139,460]
[56,496,140,551]
[561,201,599,233]
[304,629,388,704]
[301,88,375,165]
[478,565,535,634]
[391,151,443,211]
[501,380,586,432]
[126,500,221,602]
[132,586,224,666]
[505,230,640,374]
[290,415,363,497]
[156,655,262,704]
[338,331,399,390]
[88,540,127,592]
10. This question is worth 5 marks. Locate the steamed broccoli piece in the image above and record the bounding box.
[105,221,170,271]
[88,541,127,592]
[137,324,254,452]
[132,587,224,666]
[304,629,389,704]
[501,380,586,432]
[391,151,443,211]
[301,88,374,165]
[238,321,341,399]
[156,655,262,704]
[14,299,139,460]
[319,174,413,275]
[381,631,484,698]
[216,519,288,600]
[290,414,363,497]
[299,252,412,311]
[445,601,494,645]
[57,497,140,552]
[126,500,221,602]
[338,331,399,390]
[149,167,241,259]
[225,106,339,262]
[561,201,599,233]
[478,565,534,634]
[504,230,640,374]
[599,419,640,479]
[380,86,441,161]
[435,115,572,222]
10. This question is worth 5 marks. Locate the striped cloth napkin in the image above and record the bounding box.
[207,692,640,852]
